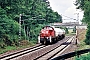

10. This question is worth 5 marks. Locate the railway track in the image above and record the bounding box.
[0,44,46,60]
[0,36,75,60]
[34,36,75,60]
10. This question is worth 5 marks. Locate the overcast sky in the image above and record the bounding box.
[48,0,84,24]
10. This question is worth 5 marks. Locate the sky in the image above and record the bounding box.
[48,0,84,24]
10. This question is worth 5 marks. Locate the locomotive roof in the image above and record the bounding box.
[42,26,54,30]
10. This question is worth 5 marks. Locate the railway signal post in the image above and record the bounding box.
[19,14,22,41]
[75,26,78,45]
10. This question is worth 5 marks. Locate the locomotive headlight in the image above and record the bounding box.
[41,31,44,33]
[46,31,48,34]
[47,37,49,39]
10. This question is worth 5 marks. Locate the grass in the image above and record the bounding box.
[77,41,90,50]
[76,29,89,50]
[0,46,16,54]
[75,53,90,60]
[0,40,36,54]
[66,33,76,36]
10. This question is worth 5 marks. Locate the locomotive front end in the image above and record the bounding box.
[38,26,55,44]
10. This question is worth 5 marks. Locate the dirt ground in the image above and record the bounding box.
[77,29,86,42]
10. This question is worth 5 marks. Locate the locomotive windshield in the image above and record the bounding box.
[43,26,54,30]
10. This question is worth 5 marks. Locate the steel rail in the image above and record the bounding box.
[34,36,74,60]
[0,44,45,60]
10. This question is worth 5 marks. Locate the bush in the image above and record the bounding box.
[64,27,69,34]
[0,34,11,44]
[84,24,90,45]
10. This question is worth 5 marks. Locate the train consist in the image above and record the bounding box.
[38,26,65,44]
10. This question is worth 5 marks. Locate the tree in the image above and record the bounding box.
[0,0,63,47]
[75,0,90,45]
[0,7,21,47]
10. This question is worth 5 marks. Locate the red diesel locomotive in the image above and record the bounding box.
[38,26,65,44]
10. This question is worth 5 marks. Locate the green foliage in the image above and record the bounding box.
[75,53,90,60]
[0,0,62,22]
[75,0,90,23]
[75,0,90,45]
[64,27,69,34]
[0,0,62,48]
[83,2,90,23]
[75,0,85,10]
[80,1,90,45]
[0,46,16,54]
[84,24,90,45]
[0,7,20,48]
[29,24,45,41]
[75,0,90,59]
[73,26,76,33]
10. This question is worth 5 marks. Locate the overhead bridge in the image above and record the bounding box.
[50,22,87,29]
[50,22,86,26]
